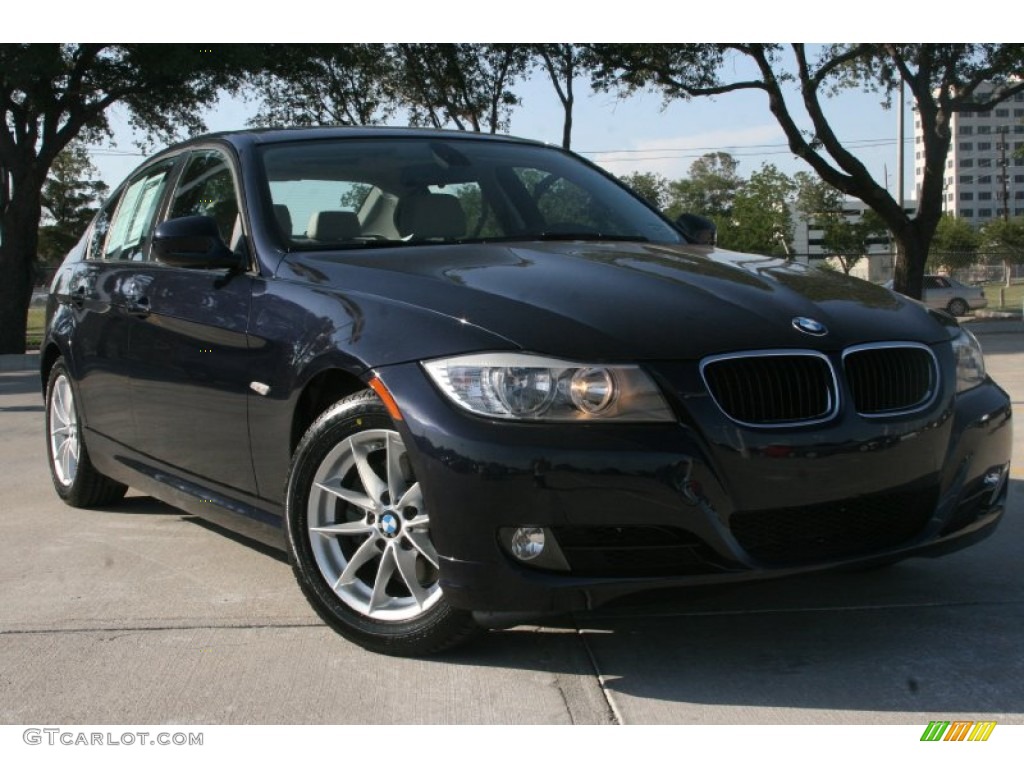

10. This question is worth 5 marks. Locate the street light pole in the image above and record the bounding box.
[998,126,1010,222]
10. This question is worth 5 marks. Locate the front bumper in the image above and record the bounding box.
[376,360,1013,615]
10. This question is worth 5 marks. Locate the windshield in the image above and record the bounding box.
[259,137,683,249]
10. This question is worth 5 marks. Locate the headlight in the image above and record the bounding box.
[422,353,674,422]
[952,328,986,393]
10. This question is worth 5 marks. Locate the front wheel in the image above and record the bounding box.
[285,390,481,656]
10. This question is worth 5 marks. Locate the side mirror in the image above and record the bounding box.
[675,213,717,246]
[152,216,244,270]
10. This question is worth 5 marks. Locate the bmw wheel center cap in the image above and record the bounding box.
[380,513,399,537]
[792,317,828,336]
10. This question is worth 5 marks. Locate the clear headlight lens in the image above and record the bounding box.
[423,353,674,421]
[952,328,986,393]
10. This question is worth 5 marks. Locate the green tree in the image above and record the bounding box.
[393,44,530,133]
[727,163,795,256]
[589,43,1024,299]
[0,43,266,353]
[929,215,981,273]
[794,172,887,273]
[37,142,108,266]
[618,171,670,210]
[666,152,742,227]
[980,216,1024,284]
[533,44,589,149]
[249,44,397,128]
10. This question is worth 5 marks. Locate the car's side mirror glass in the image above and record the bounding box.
[152,215,244,270]
[675,213,717,246]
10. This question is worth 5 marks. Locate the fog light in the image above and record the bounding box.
[510,527,546,561]
[983,468,1004,487]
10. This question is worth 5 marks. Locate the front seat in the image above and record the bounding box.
[394,194,466,240]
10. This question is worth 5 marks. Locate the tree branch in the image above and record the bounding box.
[791,44,905,223]
[807,43,874,89]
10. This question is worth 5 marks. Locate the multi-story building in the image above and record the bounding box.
[914,87,1024,225]
[790,198,916,282]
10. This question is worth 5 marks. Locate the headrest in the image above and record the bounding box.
[394,194,466,240]
[273,204,292,238]
[307,210,361,241]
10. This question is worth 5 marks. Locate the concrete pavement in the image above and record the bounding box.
[1,332,1022,724]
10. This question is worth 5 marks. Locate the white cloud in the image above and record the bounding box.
[586,124,792,180]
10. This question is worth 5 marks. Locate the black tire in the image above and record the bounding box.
[285,390,482,656]
[44,358,128,508]
[947,298,969,317]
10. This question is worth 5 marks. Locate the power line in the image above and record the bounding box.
[578,137,910,155]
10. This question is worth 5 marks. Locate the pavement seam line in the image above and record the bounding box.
[0,621,326,636]
[572,618,624,726]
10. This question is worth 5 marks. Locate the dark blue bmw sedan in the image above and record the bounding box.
[42,127,1013,655]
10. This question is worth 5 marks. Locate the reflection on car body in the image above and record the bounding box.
[42,128,1013,656]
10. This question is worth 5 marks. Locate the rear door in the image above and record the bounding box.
[923,276,952,309]
[67,159,178,447]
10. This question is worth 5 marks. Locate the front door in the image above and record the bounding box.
[127,148,258,495]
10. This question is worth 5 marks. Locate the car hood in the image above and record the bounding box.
[279,241,952,361]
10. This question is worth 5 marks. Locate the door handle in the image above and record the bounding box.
[126,295,150,317]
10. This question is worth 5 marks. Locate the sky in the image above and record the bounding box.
[87,49,915,201]
[7,2,970,199]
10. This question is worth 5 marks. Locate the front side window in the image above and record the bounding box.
[168,150,240,246]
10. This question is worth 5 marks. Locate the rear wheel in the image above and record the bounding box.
[45,359,127,507]
[947,298,969,317]
[285,390,481,656]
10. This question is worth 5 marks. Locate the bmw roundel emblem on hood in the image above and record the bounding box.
[792,317,828,336]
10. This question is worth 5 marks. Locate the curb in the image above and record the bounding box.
[964,320,1024,336]
[0,352,40,372]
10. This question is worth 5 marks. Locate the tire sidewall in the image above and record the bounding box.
[44,360,79,501]
[284,392,473,654]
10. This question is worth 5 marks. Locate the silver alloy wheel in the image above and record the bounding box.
[307,428,442,622]
[49,373,80,487]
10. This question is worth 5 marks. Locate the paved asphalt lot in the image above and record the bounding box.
[1,327,1022,725]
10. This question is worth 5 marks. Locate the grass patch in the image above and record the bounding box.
[981,281,1024,314]
[26,306,45,350]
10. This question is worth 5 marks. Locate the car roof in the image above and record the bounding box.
[164,126,550,154]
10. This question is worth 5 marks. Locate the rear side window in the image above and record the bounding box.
[99,160,175,261]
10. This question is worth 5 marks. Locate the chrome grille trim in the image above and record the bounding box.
[841,342,939,418]
[699,350,839,428]
[700,343,941,428]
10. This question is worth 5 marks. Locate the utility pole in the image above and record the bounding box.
[997,126,1011,287]
[998,126,1010,222]
[897,79,905,214]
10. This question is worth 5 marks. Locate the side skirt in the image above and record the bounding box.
[85,428,286,551]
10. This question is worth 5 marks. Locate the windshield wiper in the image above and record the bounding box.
[462,232,650,245]
[535,232,649,242]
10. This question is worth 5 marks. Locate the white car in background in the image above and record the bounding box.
[885,275,988,317]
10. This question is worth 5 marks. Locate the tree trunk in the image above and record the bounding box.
[561,101,572,150]
[892,228,927,301]
[0,188,43,355]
